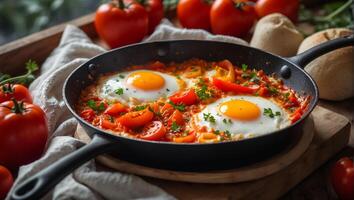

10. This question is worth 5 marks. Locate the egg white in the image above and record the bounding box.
[98,70,180,105]
[192,95,290,137]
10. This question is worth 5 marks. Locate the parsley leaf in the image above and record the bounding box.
[263,108,281,118]
[118,74,125,79]
[203,113,216,123]
[134,105,147,111]
[169,101,185,112]
[87,100,105,112]
[267,86,278,95]
[249,72,260,83]
[171,121,181,132]
[241,64,248,71]
[115,88,124,95]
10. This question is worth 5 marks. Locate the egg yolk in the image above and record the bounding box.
[127,71,165,90]
[219,99,261,121]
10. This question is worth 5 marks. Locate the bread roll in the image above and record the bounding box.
[298,28,353,101]
[250,13,304,56]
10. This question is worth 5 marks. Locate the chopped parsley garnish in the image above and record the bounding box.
[166,88,170,92]
[118,74,125,79]
[203,113,216,123]
[283,92,290,100]
[267,86,278,95]
[148,106,162,117]
[249,72,260,83]
[214,130,220,135]
[87,100,105,112]
[169,101,185,112]
[241,64,248,71]
[263,108,281,118]
[196,85,212,100]
[114,88,124,95]
[134,105,147,111]
[171,121,181,132]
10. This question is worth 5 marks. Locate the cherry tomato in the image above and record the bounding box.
[104,102,127,116]
[169,89,198,106]
[140,121,166,141]
[95,0,148,48]
[255,0,299,22]
[168,110,184,126]
[118,107,154,128]
[212,78,258,94]
[80,109,96,122]
[0,100,48,169]
[177,0,212,30]
[331,157,354,200]
[210,0,257,37]
[173,132,196,143]
[0,84,32,103]
[0,165,13,199]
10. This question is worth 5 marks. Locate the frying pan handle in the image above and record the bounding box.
[10,134,115,200]
[288,34,354,67]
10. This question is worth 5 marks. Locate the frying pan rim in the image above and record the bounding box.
[63,39,319,146]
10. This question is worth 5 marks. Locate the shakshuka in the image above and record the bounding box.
[77,59,310,143]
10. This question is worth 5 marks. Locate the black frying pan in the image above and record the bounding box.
[11,35,354,200]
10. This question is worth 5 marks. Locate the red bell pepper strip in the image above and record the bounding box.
[212,78,258,94]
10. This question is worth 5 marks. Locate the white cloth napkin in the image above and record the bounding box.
[7,19,248,200]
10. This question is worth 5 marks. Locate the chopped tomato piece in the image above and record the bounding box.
[169,89,198,106]
[212,78,258,94]
[118,108,154,128]
[291,108,303,123]
[140,121,166,141]
[258,86,268,97]
[161,103,174,117]
[104,103,127,116]
[168,110,184,126]
[80,109,95,122]
[173,132,196,143]
[100,116,117,129]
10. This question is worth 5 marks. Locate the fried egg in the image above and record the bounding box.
[98,70,181,105]
[192,96,290,137]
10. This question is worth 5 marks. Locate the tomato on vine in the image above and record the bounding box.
[177,0,212,30]
[210,0,257,37]
[95,0,149,48]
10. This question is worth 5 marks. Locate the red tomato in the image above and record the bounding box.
[169,89,198,106]
[104,102,127,116]
[168,110,184,126]
[140,121,166,141]
[143,0,164,33]
[331,157,354,200]
[95,1,149,48]
[212,78,258,94]
[0,84,32,103]
[177,0,212,30]
[255,0,299,22]
[0,100,48,169]
[118,108,154,128]
[0,165,13,199]
[80,109,96,122]
[210,0,257,37]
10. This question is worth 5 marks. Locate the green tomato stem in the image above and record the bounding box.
[11,98,25,114]
[0,70,32,86]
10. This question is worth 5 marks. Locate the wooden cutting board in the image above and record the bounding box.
[74,106,350,199]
